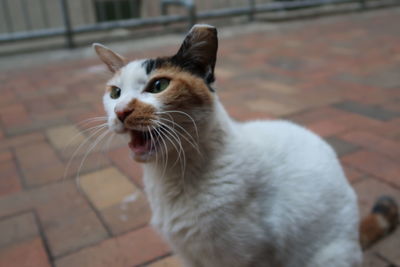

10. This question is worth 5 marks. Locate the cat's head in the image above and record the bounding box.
[94,24,218,162]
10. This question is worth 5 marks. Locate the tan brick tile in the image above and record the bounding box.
[148,256,182,267]
[79,167,151,234]
[362,251,388,267]
[46,125,86,152]
[245,99,303,117]
[101,193,151,235]
[353,177,400,218]
[0,212,39,248]
[258,81,298,95]
[108,146,144,188]
[373,228,400,265]
[0,159,21,197]
[55,226,170,267]
[343,150,400,187]
[0,237,51,267]
[80,167,138,210]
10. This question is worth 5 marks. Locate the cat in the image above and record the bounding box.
[93,24,398,267]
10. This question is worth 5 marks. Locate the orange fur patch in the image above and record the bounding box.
[151,65,213,110]
[359,214,385,249]
[124,99,156,128]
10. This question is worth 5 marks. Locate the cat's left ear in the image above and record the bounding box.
[173,24,218,84]
[93,43,126,73]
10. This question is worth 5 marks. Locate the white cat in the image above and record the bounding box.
[94,24,398,267]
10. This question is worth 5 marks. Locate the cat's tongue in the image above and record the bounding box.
[128,131,151,155]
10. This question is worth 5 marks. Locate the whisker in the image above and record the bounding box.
[153,122,181,169]
[155,110,199,141]
[62,123,108,154]
[157,118,201,155]
[76,117,108,129]
[75,129,110,190]
[155,121,187,179]
[152,126,169,179]
[63,124,108,180]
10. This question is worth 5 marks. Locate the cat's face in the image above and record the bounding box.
[95,25,218,162]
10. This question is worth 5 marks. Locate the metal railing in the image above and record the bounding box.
[0,0,397,49]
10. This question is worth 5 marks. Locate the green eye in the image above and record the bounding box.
[110,86,121,99]
[149,78,170,93]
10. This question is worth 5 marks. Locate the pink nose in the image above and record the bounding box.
[115,107,134,122]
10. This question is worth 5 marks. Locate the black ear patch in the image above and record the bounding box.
[142,25,218,85]
[172,25,218,84]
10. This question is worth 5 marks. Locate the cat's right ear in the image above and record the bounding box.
[93,43,126,73]
[173,24,218,84]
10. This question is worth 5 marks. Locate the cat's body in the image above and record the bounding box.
[94,24,398,267]
[144,100,361,267]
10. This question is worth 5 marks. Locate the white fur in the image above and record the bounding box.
[104,60,362,267]
[142,100,362,267]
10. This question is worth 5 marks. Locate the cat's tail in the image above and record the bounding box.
[359,196,399,250]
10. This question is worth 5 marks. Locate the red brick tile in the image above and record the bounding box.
[342,150,400,187]
[63,152,111,179]
[286,106,347,125]
[340,131,400,160]
[307,120,348,137]
[0,103,30,128]
[0,132,45,150]
[0,192,32,218]
[335,113,385,132]
[108,146,144,188]
[25,97,55,115]
[0,238,51,267]
[0,160,22,197]
[31,180,108,257]
[0,212,39,248]
[0,150,12,163]
[0,89,16,106]
[56,226,170,267]
[15,141,65,186]
[46,212,108,257]
[343,165,365,184]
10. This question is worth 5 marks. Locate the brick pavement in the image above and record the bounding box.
[0,7,400,267]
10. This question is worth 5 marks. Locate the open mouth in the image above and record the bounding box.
[128,129,160,157]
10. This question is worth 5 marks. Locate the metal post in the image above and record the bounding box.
[248,0,256,21]
[1,0,14,33]
[59,0,74,48]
